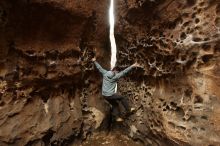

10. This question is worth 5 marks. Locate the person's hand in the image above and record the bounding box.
[132,62,141,68]
[92,57,96,62]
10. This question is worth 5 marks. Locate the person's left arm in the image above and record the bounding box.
[113,62,140,80]
[113,66,133,80]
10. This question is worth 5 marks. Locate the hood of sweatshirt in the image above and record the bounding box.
[105,71,115,78]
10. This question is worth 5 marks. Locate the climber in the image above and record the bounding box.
[92,57,140,122]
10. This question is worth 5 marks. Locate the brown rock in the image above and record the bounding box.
[0,0,220,145]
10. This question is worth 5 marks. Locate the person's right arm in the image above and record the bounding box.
[93,60,107,75]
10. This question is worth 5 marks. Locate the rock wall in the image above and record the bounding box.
[0,0,110,145]
[0,0,220,145]
[116,0,220,145]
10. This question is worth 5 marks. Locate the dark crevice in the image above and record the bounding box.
[42,130,54,145]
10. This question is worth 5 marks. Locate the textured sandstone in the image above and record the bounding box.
[0,0,220,145]
[116,0,220,145]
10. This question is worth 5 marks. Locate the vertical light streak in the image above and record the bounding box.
[109,0,117,70]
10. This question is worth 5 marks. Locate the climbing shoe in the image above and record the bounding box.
[130,108,135,112]
[116,117,124,122]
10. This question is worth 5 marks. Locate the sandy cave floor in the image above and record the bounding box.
[72,131,144,146]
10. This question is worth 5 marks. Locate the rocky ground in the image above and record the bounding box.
[0,0,220,145]
[73,131,143,146]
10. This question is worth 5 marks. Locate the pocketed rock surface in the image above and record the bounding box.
[0,0,220,145]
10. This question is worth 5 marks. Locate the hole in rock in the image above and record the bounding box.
[192,37,202,42]
[188,116,198,123]
[183,21,191,27]
[42,130,54,145]
[176,125,186,131]
[170,102,177,108]
[199,2,205,7]
[216,4,220,14]
[168,122,175,128]
[201,116,208,120]
[182,13,189,17]
[180,32,187,40]
[0,101,5,106]
[194,95,203,103]
[215,18,220,27]
[204,38,209,41]
[192,127,198,132]
[186,0,197,7]
[170,17,183,29]
[195,18,200,24]
[214,44,220,52]
[202,55,213,63]
[184,89,192,97]
[192,13,196,18]
[165,105,170,110]
[197,8,202,13]
[187,135,191,138]
[175,107,185,117]
[40,91,50,103]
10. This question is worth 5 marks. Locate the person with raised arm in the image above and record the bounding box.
[92,57,140,121]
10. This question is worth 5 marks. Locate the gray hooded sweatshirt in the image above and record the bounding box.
[94,61,134,96]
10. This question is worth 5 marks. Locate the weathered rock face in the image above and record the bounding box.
[0,0,110,145]
[0,0,220,145]
[116,0,220,145]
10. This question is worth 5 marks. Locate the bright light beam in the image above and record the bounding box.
[109,0,117,70]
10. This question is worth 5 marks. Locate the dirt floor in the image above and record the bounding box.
[72,131,144,146]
